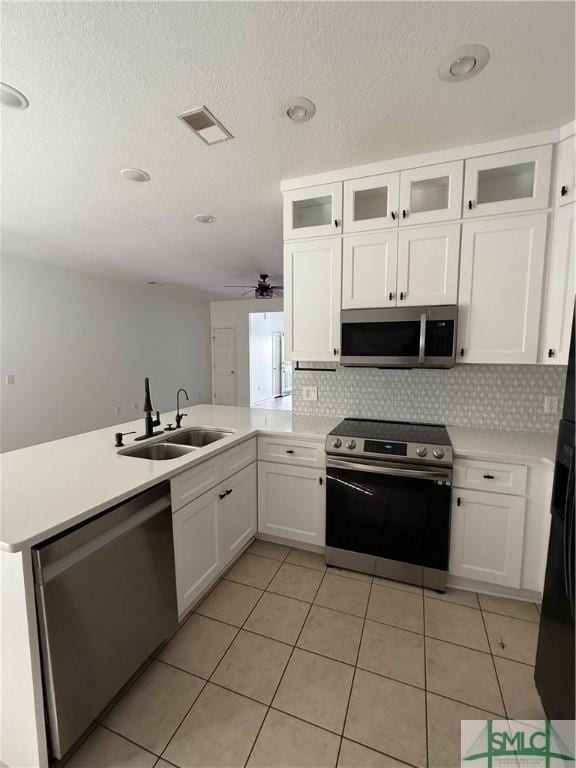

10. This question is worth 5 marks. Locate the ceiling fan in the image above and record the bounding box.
[224,274,283,299]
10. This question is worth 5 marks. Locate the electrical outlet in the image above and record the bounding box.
[4,374,15,385]
[544,395,558,414]
[303,386,318,402]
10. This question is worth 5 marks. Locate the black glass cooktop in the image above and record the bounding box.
[329,418,451,446]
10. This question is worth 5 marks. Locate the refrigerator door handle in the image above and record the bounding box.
[563,449,575,604]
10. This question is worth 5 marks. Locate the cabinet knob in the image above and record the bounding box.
[219,491,228,499]
[399,292,405,300]
[334,219,340,228]
[286,449,295,454]
[388,292,394,301]
[390,211,396,220]
[561,185,568,197]
[402,209,407,219]
[548,348,556,358]
[467,200,473,210]
[460,348,465,357]
[456,497,462,507]
[483,474,495,479]
[333,347,339,356]
[319,477,324,486]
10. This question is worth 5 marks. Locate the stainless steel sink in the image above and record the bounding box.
[164,428,233,447]
[122,443,198,460]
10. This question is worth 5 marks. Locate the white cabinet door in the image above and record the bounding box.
[539,203,575,364]
[343,173,400,233]
[283,183,342,240]
[555,136,575,207]
[258,462,325,546]
[397,223,460,307]
[173,488,221,616]
[463,146,552,218]
[284,238,342,361]
[220,464,257,565]
[342,231,398,309]
[449,489,526,588]
[458,214,547,363]
[399,161,463,226]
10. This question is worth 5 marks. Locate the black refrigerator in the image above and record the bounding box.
[535,312,575,719]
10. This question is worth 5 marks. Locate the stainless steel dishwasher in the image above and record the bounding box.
[33,482,177,759]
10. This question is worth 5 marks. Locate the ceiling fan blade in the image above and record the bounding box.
[224,285,256,288]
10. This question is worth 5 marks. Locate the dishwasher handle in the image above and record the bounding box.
[34,486,171,585]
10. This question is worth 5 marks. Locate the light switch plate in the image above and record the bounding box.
[4,374,15,385]
[303,386,318,402]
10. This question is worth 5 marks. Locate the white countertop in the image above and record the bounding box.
[0,405,339,553]
[1,405,556,553]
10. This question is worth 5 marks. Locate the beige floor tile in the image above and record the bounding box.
[297,605,364,664]
[357,620,424,688]
[247,709,340,768]
[373,576,422,595]
[158,614,237,678]
[287,548,327,572]
[344,670,426,768]
[424,587,479,609]
[338,739,409,767]
[483,612,539,664]
[427,693,497,768]
[225,553,281,589]
[211,630,291,704]
[103,661,204,754]
[479,594,540,623]
[424,597,489,652]
[196,579,263,627]
[273,648,354,734]
[315,573,371,617]
[163,683,266,768]
[244,591,310,644]
[249,540,290,561]
[367,584,423,633]
[327,565,372,583]
[65,726,156,768]
[268,563,324,602]
[425,638,505,714]
[494,657,545,718]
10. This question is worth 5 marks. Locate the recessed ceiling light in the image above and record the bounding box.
[0,82,29,109]
[194,214,216,224]
[286,97,316,122]
[120,168,151,182]
[439,44,489,82]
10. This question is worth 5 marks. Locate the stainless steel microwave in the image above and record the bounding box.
[340,305,458,368]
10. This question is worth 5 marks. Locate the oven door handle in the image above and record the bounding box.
[418,312,426,364]
[326,458,451,482]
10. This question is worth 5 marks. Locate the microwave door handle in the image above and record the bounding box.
[418,313,426,364]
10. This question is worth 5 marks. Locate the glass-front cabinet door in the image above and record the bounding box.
[283,183,343,240]
[343,172,400,233]
[398,161,463,225]
[463,145,552,218]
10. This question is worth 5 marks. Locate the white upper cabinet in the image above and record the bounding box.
[539,203,575,364]
[458,214,547,363]
[555,136,575,206]
[283,183,342,240]
[343,173,400,233]
[397,223,460,307]
[398,161,463,226]
[284,237,342,360]
[463,146,552,218]
[342,231,398,309]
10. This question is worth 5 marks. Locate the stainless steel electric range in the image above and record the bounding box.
[325,418,453,591]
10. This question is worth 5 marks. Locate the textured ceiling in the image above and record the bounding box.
[1,1,574,298]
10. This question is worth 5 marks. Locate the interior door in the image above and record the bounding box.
[212,328,237,405]
[272,332,282,396]
[397,223,460,307]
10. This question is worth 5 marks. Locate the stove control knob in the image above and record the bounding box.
[332,438,342,448]
[433,448,445,459]
[346,439,357,450]
[416,446,427,457]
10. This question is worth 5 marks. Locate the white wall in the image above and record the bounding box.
[1,254,212,452]
[210,298,283,405]
[249,312,284,404]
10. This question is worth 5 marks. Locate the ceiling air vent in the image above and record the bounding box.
[177,106,234,145]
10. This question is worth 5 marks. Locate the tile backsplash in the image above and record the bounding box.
[292,364,567,432]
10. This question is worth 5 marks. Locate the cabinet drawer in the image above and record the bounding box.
[219,438,256,477]
[453,458,527,496]
[171,458,219,512]
[258,436,326,468]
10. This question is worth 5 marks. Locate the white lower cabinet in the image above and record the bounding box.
[449,488,526,588]
[258,461,325,546]
[173,461,257,616]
